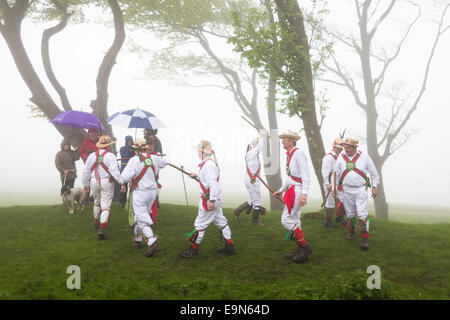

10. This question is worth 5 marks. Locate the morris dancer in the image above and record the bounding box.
[322,138,344,228]
[232,129,267,226]
[120,138,167,257]
[333,138,379,250]
[179,140,235,258]
[82,135,122,240]
[273,130,312,263]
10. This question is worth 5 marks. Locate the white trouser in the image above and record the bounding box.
[133,189,157,247]
[281,185,303,231]
[323,183,335,208]
[245,176,262,208]
[91,178,114,223]
[341,186,369,220]
[193,199,231,244]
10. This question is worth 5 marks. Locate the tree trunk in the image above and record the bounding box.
[90,0,125,154]
[265,73,283,211]
[274,0,326,198]
[0,7,85,147]
[373,164,389,220]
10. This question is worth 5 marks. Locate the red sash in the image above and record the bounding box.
[90,150,115,186]
[327,152,338,183]
[283,185,296,215]
[286,147,302,183]
[246,161,260,184]
[338,151,370,191]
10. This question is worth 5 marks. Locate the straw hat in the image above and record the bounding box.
[96,135,115,148]
[279,129,301,141]
[132,137,149,149]
[332,138,344,149]
[343,138,359,147]
[197,140,213,154]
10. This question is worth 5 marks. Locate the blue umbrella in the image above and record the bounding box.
[107,109,166,129]
[52,110,105,130]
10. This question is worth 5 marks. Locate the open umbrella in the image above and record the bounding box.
[51,110,105,130]
[107,109,166,130]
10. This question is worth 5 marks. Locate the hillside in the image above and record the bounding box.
[0,203,448,299]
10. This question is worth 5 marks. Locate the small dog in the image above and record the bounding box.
[61,186,87,214]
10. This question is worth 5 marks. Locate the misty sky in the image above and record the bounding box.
[0,1,449,208]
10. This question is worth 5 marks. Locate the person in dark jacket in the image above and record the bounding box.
[119,135,135,207]
[55,139,80,189]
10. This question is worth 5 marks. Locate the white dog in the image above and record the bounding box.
[61,186,87,214]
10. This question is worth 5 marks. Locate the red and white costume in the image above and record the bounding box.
[244,137,264,209]
[278,146,310,236]
[322,150,340,208]
[333,150,379,229]
[82,149,122,229]
[121,152,167,247]
[187,156,231,247]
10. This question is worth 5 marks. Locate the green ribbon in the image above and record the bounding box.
[184,229,197,240]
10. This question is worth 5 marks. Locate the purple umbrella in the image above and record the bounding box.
[51,110,105,131]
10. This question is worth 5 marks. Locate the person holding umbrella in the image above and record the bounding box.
[82,135,122,240]
[80,128,101,163]
[120,138,167,257]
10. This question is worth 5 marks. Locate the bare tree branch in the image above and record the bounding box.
[373,3,421,94]
[41,0,73,111]
[368,0,396,39]
[381,3,449,161]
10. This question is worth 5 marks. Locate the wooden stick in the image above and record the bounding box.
[320,190,331,208]
[168,163,199,182]
[256,174,285,204]
[241,116,272,140]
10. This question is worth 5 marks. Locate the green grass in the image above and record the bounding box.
[0,202,449,300]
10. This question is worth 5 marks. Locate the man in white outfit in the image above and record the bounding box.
[273,130,312,263]
[333,138,379,250]
[232,129,267,226]
[179,140,235,258]
[82,135,122,240]
[321,138,344,228]
[120,138,167,257]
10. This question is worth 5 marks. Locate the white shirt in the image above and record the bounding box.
[333,150,379,188]
[322,151,338,185]
[121,153,167,191]
[279,146,310,195]
[245,138,264,176]
[82,149,122,186]
[198,156,221,201]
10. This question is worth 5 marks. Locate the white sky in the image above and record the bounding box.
[0,1,449,209]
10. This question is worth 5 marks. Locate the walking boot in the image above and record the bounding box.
[144,240,161,257]
[179,246,199,258]
[335,216,346,226]
[133,241,142,249]
[360,236,369,250]
[217,243,236,255]
[252,209,265,227]
[232,201,251,222]
[292,243,313,263]
[285,246,301,260]
[324,220,330,228]
[346,229,355,240]
[98,228,105,241]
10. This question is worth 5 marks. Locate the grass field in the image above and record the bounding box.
[0,202,449,300]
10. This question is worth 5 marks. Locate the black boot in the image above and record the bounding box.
[144,241,161,257]
[179,246,199,258]
[98,228,105,241]
[232,201,251,222]
[217,243,236,255]
[335,215,346,226]
[292,243,313,263]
